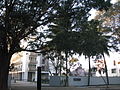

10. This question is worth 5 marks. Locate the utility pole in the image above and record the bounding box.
[37,67,41,90]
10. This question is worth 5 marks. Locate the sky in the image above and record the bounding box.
[88,0,118,20]
[111,0,118,4]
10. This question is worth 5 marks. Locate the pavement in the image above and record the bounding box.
[10,81,120,90]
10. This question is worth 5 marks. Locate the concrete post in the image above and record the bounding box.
[37,67,41,90]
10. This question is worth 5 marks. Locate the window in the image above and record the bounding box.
[111,69,116,73]
[42,59,45,64]
[41,66,45,71]
[38,54,41,56]
[29,56,36,62]
[119,69,120,73]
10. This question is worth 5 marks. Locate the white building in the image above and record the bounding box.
[92,53,120,77]
[107,59,120,77]
[10,51,49,82]
[73,52,120,77]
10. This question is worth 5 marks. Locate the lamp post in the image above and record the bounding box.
[37,66,41,90]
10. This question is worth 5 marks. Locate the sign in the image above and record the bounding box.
[73,78,81,81]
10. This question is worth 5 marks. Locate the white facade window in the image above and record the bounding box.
[111,69,116,73]
[42,59,45,64]
[29,57,36,62]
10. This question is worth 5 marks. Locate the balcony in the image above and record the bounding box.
[28,67,36,72]
[28,64,36,72]
[29,60,37,65]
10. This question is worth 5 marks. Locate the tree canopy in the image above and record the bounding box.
[0,0,57,89]
[0,0,112,89]
[95,1,120,51]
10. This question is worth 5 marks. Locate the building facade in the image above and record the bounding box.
[92,59,120,77]
[10,51,49,82]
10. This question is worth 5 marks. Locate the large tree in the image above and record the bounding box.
[95,1,120,50]
[76,20,111,86]
[0,0,57,89]
[46,0,112,86]
[93,2,120,85]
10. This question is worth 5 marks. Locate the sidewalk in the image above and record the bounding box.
[11,81,120,90]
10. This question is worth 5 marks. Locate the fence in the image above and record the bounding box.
[50,76,120,86]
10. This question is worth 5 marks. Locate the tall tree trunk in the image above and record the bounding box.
[59,53,62,76]
[55,66,58,76]
[88,56,91,86]
[0,55,11,90]
[60,59,62,76]
[102,54,109,85]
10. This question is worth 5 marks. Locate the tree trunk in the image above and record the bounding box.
[0,55,11,90]
[103,54,109,85]
[55,67,58,76]
[88,56,91,86]
[60,59,62,76]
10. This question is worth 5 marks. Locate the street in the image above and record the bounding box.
[11,81,120,90]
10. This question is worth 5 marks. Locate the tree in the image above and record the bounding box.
[94,34,111,86]
[0,0,57,89]
[46,50,64,76]
[94,2,120,85]
[97,36,111,85]
[76,20,112,86]
[76,20,102,86]
[46,0,112,86]
[48,31,79,86]
[95,1,120,50]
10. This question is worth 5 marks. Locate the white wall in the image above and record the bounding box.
[68,76,120,86]
[69,76,88,86]
[50,76,120,86]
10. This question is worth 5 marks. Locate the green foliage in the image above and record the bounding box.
[95,1,120,50]
[0,0,57,88]
[0,0,57,55]
[77,20,111,57]
[47,0,112,54]
[0,0,112,88]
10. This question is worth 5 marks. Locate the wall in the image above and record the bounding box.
[69,76,88,86]
[8,75,11,89]
[69,76,120,86]
[50,76,120,87]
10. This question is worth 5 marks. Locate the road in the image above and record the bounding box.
[10,81,120,90]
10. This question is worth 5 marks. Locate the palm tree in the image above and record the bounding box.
[76,20,99,86]
[96,35,111,85]
[76,20,111,86]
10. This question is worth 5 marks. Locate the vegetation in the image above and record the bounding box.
[0,0,113,89]
[95,1,120,50]
[0,0,57,89]
[46,0,112,86]
[94,1,120,85]
[46,50,64,76]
